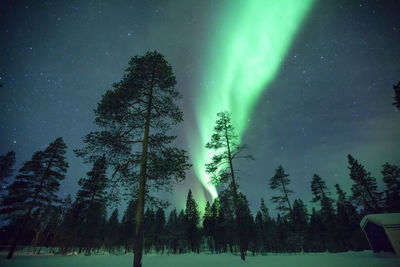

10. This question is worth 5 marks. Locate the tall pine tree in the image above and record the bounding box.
[1,137,68,259]
[269,165,293,213]
[347,154,381,213]
[75,51,191,267]
[205,111,253,261]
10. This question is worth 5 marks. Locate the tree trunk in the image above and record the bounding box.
[223,118,246,261]
[133,70,154,267]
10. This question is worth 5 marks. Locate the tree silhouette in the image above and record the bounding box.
[75,51,191,267]
[205,111,253,261]
[1,137,68,259]
[269,165,293,213]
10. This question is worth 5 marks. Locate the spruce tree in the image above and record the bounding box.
[381,163,400,212]
[120,199,137,253]
[184,189,200,253]
[143,208,155,254]
[202,201,213,252]
[347,154,381,213]
[1,137,68,259]
[177,210,187,253]
[288,199,308,252]
[334,184,365,251]
[305,208,326,252]
[0,151,16,187]
[269,165,293,213]
[104,209,120,252]
[205,111,253,260]
[75,51,191,267]
[310,174,343,251]
[153,207,166,253]
[166,209,179,254]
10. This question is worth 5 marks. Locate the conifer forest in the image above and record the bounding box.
[1,1,399,267]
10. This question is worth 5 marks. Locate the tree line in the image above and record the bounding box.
[0,51,399,266]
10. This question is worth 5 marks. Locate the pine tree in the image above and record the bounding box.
[184,189,200,253]
[347,154,381,213]
[75,51,191,267]
[269,165,293,213]
[381,163,400,212]
[255,198,272,253]
[166,209,180,254]
[1,137,68,259]
[202,201,214,252]
[120,199,137,253]
[205,111,253,261]
[74,156,108,254]
[143,208,155,254]
[305,208,325,252]
[0,151,16,187]
[288,199,308,252]
[153,207,166,253]
[177,210,187,253]
[104,209,120,253]
[334,184,366,251]
[310,174,344,251]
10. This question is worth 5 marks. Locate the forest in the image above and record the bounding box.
[0,52,399,266]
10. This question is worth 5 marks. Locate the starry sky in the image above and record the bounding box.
[1,0,399,215]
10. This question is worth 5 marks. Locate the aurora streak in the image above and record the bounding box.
[189,1,314,199]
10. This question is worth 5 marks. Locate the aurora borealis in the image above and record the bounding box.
[190,0,314,199]
[1,0,399,215]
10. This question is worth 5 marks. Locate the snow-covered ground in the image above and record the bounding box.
[0,251,399,267]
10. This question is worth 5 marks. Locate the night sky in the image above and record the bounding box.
[1,0,399,215]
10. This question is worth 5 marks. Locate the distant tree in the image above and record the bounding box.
[143,208,155,254]
[104,209,120,252]
[177,210,187,253]
[75,51,191,267]
[0,151,16,186]
[381,163,400,212]
[269,165,293,213]
[305,208,325,252]
[288,199,308,252]
[334,184,366,251]
[166,209,179,254]
[254,198,272,253]
[205,111,253,261]
[310,174,345,251]
[120,199,137,253]
[153,207,166,253]
[202,201,214,252]
[275,213,290,252]
[310,174,328,202]
[347,155,381,213]
[392,81,400,109]
[1,137,68,259]
[184,189,200,253]
[75,156,108,254]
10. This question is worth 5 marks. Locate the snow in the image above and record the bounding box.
[0,251,399,267]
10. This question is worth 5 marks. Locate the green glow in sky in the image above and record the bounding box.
[190,1,314,199]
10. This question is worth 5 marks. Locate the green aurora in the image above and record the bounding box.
[188,1,314,199]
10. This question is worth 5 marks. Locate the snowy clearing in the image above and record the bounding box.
[0,251,399,267]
